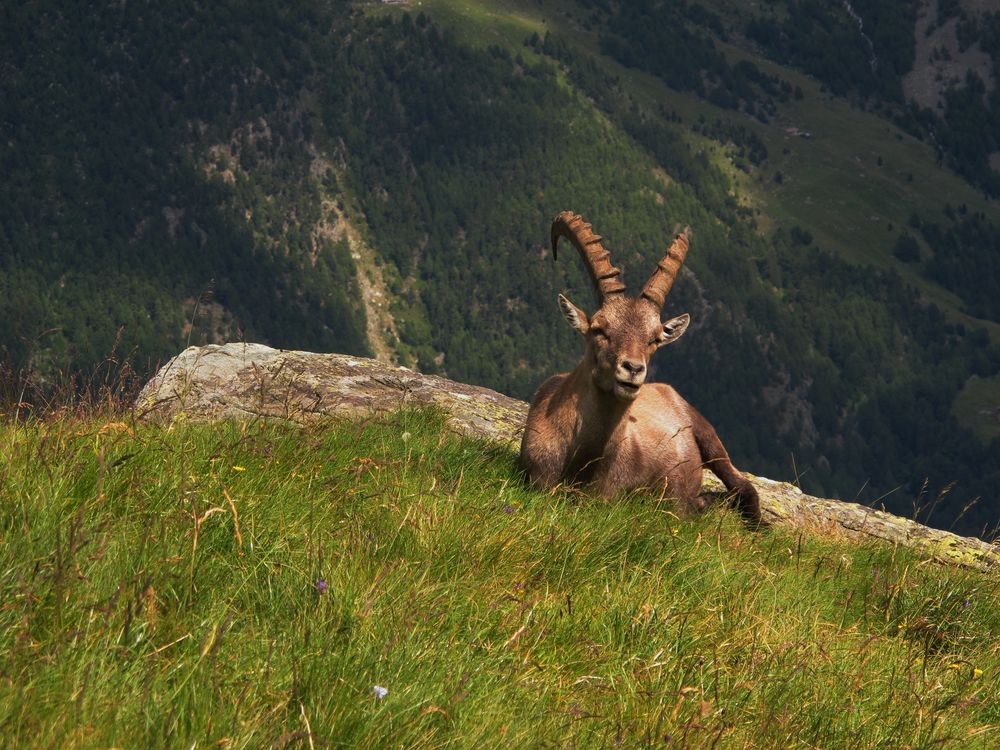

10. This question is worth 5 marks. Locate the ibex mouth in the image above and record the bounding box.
[614,380,641,399]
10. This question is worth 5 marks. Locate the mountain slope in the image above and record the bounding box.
[0,2,370,376]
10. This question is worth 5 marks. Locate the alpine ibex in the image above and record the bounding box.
[520,211,761,524]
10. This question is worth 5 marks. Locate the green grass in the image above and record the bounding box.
[953,374,1000,443]
[420,0,547,45]
[1,408,999,748]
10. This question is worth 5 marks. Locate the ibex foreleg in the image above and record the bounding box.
[691,408,762,525]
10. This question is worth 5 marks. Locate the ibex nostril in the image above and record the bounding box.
[622,360,645,376]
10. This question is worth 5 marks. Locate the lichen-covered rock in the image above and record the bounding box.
[701,474,1000,571]
[138,343,1000,572]
[135,343,528,444]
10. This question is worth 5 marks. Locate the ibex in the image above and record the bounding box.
[520,212,761,525]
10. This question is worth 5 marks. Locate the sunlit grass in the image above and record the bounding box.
[1,409,998,747]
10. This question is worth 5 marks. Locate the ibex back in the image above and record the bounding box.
[520,212,761,524]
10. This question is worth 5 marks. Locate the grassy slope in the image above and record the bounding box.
[954,373,1000,442]
[1,410,998,748]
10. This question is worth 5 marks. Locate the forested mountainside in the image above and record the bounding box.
[0,2,370,376]
[2,0,999,537]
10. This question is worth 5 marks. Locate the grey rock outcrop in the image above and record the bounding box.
[136,343,527,443]
[137,343,1000,571]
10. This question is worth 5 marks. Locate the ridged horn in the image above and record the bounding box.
[550,211,626,301]
[641,227,691,310]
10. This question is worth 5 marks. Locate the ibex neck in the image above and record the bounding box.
[568,364,633,427]
[556,365,634,482]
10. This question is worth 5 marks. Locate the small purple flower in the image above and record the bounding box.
[316,578,329,595]
[962,599,970,609]
[503,504,514,514]
[373,685,388,700]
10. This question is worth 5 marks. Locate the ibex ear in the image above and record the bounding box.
[558,294,590,335]
[659,313,690,347]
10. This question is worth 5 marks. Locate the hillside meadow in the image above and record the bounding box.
[1,408,998,748]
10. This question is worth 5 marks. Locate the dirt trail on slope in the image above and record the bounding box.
[310,154,399,363]
[328,196,399,364]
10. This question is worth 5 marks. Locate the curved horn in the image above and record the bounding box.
[641,227,691,310]
[550,211,626,301]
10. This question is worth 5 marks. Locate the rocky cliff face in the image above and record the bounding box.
[137,343,1000,572]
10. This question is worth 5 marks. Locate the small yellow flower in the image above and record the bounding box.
[973,668,983,679]
[99,421,132,435]
[232,465,246,472]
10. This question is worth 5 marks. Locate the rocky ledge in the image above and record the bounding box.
[137,343,1000,572]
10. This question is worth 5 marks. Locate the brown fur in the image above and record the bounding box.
[520,216,761,525]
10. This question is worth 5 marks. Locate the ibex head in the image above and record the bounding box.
[551,211,691,402]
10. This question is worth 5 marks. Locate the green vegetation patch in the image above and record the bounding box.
[953,373,1000,443]
[1,410,998,748]
[0,2,369,376]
